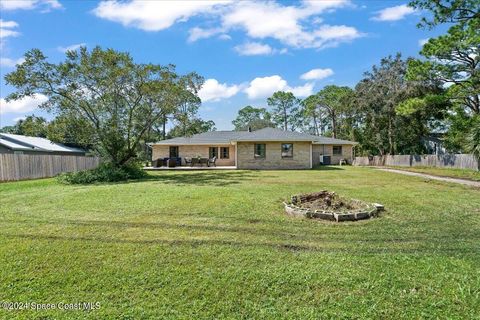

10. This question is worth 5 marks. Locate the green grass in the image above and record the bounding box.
[1,166,479,319]
[387,166,480,181]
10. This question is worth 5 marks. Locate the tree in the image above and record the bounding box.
[299,95,325,135]
[409,0,480,28]
[46,114,95,148]
[5,47,203,167]
[406,1,479,153]
[171,75,204,137]
[232,106,274,131]
[407,20,480,115]
[267,91,300,131]
[314,85,355,139]
[466,116,480,163]
[355,54,445,155]
[1,115,47,137]
[0,126,16,134]
[168,118,216,138]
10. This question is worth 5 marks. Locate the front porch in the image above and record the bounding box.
[151,144,237,168]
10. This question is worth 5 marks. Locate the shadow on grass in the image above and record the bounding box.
[2,218,479,256]
[3,232,478,255]
[87,170,265,187]
[312,165,345,171]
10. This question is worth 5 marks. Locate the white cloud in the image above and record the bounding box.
[244,76,287,99]
[0,19,20,39]
[13,116,26,122]
[93,0,362,51]
[188,27,224,42]
[234,42,288,56]
[218,34,231,40]
[244,75,313,99]
[0,57,25,68]
[418,38,429,47]
[57,43,86,53]
[0,20,19,28]
[300,68,334,80]
[222,1,360,49]
[198,79,240,102]
[234,42,272,56]
[0,94,48,115]
[0,0,61,11]
[372,4,415,21]
[289,82,314,97]
[93,0,231,31]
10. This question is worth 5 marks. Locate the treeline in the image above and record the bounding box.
[232,0,479,157]
[1,47,217,166]
[1,0,478,168]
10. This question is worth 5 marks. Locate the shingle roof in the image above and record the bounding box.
[152,127,357,145]
[0,133,86,153]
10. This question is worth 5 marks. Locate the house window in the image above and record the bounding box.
[281,143,293,158]
[220,147,229,159]
[333,146,342,155]
[169,146,179,158]
[209,147,218,159]
[254,144,266,158]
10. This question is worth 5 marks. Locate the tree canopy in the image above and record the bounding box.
[232,106,274,131]
[5,47,204,166]
[409,0,480,28]
[0,115,47,137]
[267,91,300,131]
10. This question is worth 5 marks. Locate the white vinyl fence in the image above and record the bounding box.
[0,154,101,181]
[353,154,479,170]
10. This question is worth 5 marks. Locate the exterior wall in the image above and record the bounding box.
[152,144,236,166]
[312,144,353,165]
[236,141,311,170]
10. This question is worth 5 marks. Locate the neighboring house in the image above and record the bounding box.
[0,133,86,156]
[151,127,358,169]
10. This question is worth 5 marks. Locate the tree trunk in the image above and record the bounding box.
[388,115,394,155]
[283,106,288,131]
[313,114,319,135]
[331,111,337,138]
[162,114,166,140]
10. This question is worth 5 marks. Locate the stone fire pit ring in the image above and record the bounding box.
[283,191,384,222]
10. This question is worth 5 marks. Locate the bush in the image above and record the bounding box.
[57,162,147,184]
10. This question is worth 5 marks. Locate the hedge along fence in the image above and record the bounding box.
[353,154,479,171]
[0,154,101,181]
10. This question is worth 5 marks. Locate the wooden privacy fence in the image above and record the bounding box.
[353,154,479,170]
[0,154,101,181]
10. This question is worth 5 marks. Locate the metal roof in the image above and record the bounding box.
[0,137,36,151]
[152,127,357,145]
[0,133,86,153]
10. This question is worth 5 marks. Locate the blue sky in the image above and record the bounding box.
[0,0,448,130]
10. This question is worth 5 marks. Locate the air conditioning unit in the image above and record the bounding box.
[319,155,324,164]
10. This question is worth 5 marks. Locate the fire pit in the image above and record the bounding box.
[284,191,384,222]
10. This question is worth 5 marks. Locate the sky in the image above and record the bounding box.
[0,0,448,130]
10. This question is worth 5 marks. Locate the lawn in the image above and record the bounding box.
[386,166,480,182]
[0,167,479,319]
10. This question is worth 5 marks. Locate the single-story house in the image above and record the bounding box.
[150,127,358,169]
[0,133,86,156]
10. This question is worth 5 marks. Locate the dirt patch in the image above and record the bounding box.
[291,191,370,212]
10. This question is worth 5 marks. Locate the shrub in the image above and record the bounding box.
[57,162,147,184]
